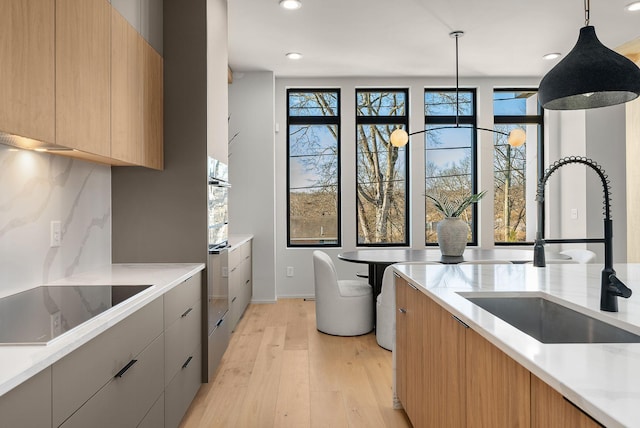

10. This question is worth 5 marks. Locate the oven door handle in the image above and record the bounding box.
[208,180,231,188]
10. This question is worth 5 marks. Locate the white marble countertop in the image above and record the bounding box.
[0,263,205,397]
[392,262,640,428]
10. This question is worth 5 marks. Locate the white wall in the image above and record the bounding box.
[0,146,111,298]
[586,104,627,262]
[228,74,630,299]
[228,71,277,302]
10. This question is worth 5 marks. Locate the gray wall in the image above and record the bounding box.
[112,0,222,264]
[228,71,276,303]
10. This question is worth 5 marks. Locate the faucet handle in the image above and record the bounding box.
[608,274,632,299]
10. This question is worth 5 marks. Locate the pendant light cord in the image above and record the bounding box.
[453,32,461,127]
[584,0,590,26]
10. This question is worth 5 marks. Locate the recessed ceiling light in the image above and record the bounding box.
[543,52,561,60]
[286,52,303,60]
[280,0,302,10]
[626,1,640,11]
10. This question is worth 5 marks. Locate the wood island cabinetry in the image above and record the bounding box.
[531,375,602,428]
[395,276,602,428]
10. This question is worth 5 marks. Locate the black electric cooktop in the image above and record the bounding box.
[0,285,152,345]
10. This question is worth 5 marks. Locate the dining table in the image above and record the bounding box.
[337,247,570,323]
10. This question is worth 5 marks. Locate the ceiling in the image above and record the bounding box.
[227,0,640,79]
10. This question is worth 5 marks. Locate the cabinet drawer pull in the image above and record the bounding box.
[181,307,193,318]
[231,296,237,303]
[245,280,250,285]
[398,308,407,314]
[216,318,224,327]
[182,356,193,369]
[114,359,138,378]
[452,315,469,328]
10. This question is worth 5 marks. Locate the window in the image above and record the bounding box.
[493,89,543,244]
[424,89,478,245]
[355,89,409,246]
[287,89,340,247]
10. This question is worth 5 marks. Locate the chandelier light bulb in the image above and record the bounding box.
[390,129,409,147]
[507,128,526,147]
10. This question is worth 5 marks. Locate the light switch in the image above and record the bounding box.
[570,208,578,220]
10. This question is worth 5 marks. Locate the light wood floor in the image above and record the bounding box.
[180,298,412,428]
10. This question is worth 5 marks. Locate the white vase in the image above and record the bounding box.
[436,217,469,256]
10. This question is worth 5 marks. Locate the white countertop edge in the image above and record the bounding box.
[392,263,633,428]
[0,263,205,397]
[228,234,253,248]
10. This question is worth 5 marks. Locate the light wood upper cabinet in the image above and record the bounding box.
[56,0,111,157]
[111,9,143,165]
[142,42,164,170]
[0,0,55,143]
[111,9,163,170]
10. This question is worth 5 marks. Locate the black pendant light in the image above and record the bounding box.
[538,0,640,110]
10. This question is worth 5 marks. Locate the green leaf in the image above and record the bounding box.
[426,190,486,218]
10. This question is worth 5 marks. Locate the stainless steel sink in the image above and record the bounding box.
[462,294,640,344]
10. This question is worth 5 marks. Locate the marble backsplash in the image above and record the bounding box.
[0,146,111,298]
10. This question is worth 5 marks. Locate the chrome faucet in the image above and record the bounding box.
[533,156,632,312]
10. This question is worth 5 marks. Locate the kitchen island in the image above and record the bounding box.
[0,263,204,427]
[393,262,640,428]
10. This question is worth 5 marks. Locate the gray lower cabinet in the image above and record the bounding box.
[59,334,165,428]
[228,239,252,331]
[52,297,164,427]
[164,272,202,428]
[1,270,204,428]
[164,343,202,428]
[138,393,165,428]
[0,367,51,427]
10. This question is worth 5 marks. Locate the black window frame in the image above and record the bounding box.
[493,88,544,246]
[286,88,342,248]
[355,88,410,247]
[424,88,480,247]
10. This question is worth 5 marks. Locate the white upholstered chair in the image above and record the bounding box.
[313,250,373,336]
[559,249,597,264]
[376,262,439,351]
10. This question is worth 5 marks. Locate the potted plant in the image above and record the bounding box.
[426,190,486,256]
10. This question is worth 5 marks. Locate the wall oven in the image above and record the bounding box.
[205,157,230,381]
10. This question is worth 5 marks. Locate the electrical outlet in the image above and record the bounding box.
[570,208,578,220]
[286,266,294,277]
[50,311,62,337]
[50,220,61,247]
